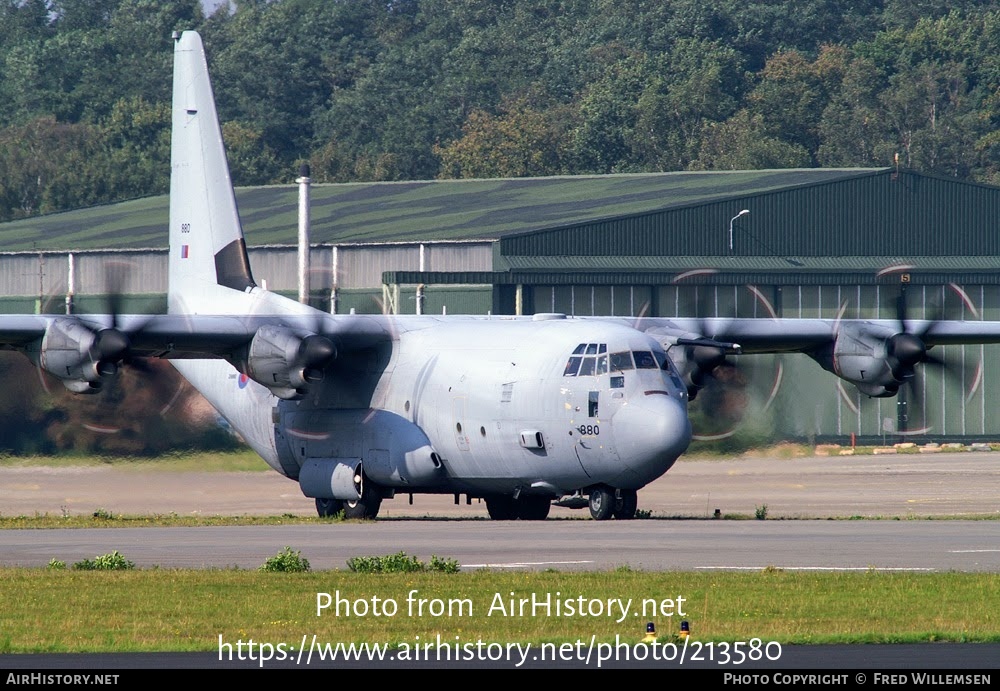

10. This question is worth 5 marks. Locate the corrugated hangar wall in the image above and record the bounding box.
[524,281,1000,442]
[497,170,1000,258]
[0,242,495,315]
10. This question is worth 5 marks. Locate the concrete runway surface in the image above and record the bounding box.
[0,451,997,571]
[1,451,997,519]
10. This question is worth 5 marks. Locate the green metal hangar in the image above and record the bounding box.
[373,167,1000,444]
[3,167,1000,442]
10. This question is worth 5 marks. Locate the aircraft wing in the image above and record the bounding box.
[628,316,1000,352]
[630,317,835,353]
[0,312,397,357]
[619,314,1000,399]
[0,310,399,394]
[0,314,256,358]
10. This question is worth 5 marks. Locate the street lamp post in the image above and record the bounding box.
[729,209,750,253]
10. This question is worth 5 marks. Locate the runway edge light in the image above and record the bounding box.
[642,622,657,643]
[680,621,690,638]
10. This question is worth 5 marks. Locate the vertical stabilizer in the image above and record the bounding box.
[168,30,255,314]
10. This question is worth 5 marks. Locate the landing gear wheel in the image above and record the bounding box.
[589,486,615,521]
[485,495,516,520]
[514,496,551,520]
[343,479,382,520]
[613,490,638,520]
[315,497,344,518]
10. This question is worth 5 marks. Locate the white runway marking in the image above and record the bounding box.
[462,560,594,569]
[949,549,1000,553]
[696,566,935,571]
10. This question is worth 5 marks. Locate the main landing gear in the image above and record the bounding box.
[343,481,382,520]
[315,497,343,517]
[315,490,383,519]
[485,494,552,520]
[588,486,638,520]
[314,474,383,520]
[483,487,637,521]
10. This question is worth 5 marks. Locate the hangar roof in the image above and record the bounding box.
[0,168,881,252]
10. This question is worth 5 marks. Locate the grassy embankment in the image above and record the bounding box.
[0,450,266,472]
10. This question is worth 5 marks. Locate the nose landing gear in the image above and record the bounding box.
[589,486,638,520]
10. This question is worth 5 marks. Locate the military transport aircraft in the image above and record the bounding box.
[5,31,1000,521]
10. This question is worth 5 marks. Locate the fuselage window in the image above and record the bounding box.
[633,351,657,369]
[610,375,625,389]
[610,352,634,371]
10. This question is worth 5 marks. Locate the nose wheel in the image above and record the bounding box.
[588,487,615,520]
[613,489,638,520]
[589,487,638,520]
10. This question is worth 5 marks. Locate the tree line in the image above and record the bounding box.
[1,0,999,224]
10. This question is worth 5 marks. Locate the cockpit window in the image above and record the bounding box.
[609,351,633,371]
[633,351,657,369]
[656,351,685,389]
[564,344,608,377]
[595,354,608,375]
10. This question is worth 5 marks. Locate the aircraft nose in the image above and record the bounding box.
[613,393,691,482]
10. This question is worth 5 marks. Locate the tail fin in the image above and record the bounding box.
[168,30,255,314]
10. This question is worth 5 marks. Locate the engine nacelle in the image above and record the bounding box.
[29,318,119,393]
[242,325,337,400]
[660,333,739,399]
[808,322,909,397]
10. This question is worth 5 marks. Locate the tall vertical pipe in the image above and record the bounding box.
[65,252,75,315]
[296,163,311,305]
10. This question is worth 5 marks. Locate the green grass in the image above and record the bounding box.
[2,511,998,530]
[0,450,267,472]
[0,569,995,652]
[0,513,344,529]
